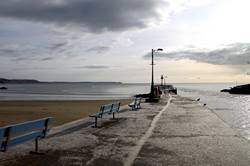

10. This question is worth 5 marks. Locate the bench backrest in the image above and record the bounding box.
[135,98,141,106]
[100,103,113,116]
[111,102,120,112]
[99,102,120,117]
[0,117,52,152]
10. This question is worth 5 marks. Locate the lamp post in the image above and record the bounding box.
[161,75,164,86]
[150,48,163,99]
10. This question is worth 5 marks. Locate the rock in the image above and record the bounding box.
[221,84,250,94]
[221,89,230,92]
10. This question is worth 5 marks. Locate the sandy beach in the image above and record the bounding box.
[0,99,132,126]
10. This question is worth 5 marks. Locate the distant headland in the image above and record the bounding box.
[0,78,40,84]
[0,78,122,84]
[221,84,250,94]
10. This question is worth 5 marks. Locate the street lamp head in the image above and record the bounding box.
[157,48,163,51]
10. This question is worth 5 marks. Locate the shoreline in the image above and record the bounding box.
[0,96,133,101]
[0,99,132,127]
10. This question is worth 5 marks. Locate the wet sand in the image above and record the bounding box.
[0,99,132,126]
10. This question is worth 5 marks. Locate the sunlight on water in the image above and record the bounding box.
[0,83,149,100]
[176,83,250,140]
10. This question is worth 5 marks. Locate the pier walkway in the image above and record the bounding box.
[1,94,250,165]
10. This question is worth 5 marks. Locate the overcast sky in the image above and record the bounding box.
[1,0,250,83]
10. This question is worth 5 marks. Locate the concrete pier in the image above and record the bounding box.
[1,95,250,165]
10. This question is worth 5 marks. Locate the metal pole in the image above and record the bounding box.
[161,75,163,86]
[150,49,154,98]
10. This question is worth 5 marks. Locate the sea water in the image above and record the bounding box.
[0,83,149,100]
[176,83,250,140]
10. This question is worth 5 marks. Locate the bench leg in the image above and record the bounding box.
[91,117,100,128]
[113,112,115,119]
[35,137,38,153]
[2,127,11,152]
[30,138,44,155]
[95,117,98,128]
[1,142,8,152]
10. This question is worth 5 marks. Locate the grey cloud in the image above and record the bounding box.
[86,46,111,54]
[0,44,42,61]
[0,41,69,61]
[12,66,56,71]
[49,42,67,50]
[14,56,36,61]
[75,65,110,69]
[41,57,54,61]
[0,44,20,56]
[0,48,16,54]
[144,43,250,65]
[0,0,167,33]
[0,45,24,58]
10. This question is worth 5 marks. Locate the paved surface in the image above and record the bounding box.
[1,94,250,166]
[134,95,250,166]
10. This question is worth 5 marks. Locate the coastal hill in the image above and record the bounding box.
[0,78,40,84]
[0,78,122,84]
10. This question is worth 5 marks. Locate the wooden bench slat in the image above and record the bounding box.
[102,105,112,114]
[7,131,44,147]
[8,118,52,134]
[103,104,113,113]
[112,107,119,112]
[112,103,120,112]
[89,112,102,118]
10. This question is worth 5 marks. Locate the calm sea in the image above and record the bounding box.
[175,83,250,140]
[0,83,149,100]
[0,82,249,140]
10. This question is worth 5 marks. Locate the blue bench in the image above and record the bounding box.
[0,117,52,154]
[89,102,120,128]
[128,98,142,110]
